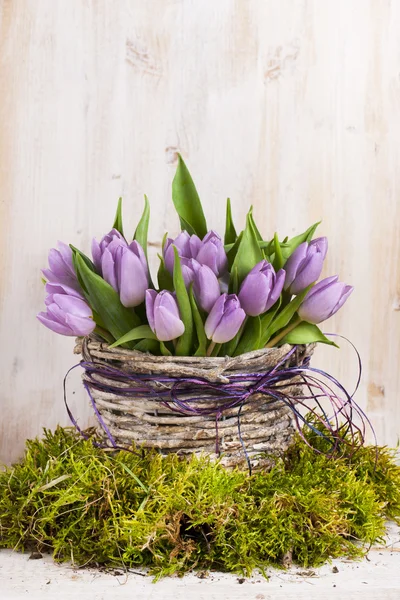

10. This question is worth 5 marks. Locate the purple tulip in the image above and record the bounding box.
[101,240,149,308]
[192,264,221,313]
[42,241,80,291]
[146,290,185,341]
[179,258,221,313]
[92,229,127,272]
[37,283,95,336]
[163,231,193,273]
[163,230,227,277]
[205,294,246,343]
[238,260,285,316]
[298,276,354,324]
[284,237,328,295]
[194,230,228,277]
[180,257,200,288]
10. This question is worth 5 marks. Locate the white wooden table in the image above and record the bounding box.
[1,522,399,600]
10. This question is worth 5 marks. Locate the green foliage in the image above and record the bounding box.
[172,155,208,238]
[73,253,140,341]
[172,247,194,356]
[281,322,338,347]
[112,197,124,236]
[224,198,237,245]
[1,428,399,579]
[133,195,150,256]
[231,210,264,285]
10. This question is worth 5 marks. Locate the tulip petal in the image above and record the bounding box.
[101,248,118,291]
[299,278,345,324]
[204,294,227,340]
[193,265,221,312]
[118,248,149,308]
[53,294,93,318]
[145,289,158,333]
[266,268,286,311]
[290,251,324,295]
[284,243,308,290]
[65,314,96,336]
[154,306,185,341]
[37,312,72,336]
[212,305,246,343]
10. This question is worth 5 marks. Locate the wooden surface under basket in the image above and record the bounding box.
[75,337,314,471]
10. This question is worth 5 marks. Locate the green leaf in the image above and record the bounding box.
[157,254,174,291]
[109,325,156,349]
[93,326,114,344]
[248,207,263,241]
[281,321,338,347]
[226,231,243,270]
[134,195,150,257]
[172,154,207,238]
[224,198,237,245]
[259,298,281,333]
[160,341,172,356]
[112,197,124,236]
[189,285,207,357]
[282,222,321,260]
[134,339,160,354]
[74,254,140,341]
[173,247,194,356]
[261,287,311,344]
[273,233,284,271]
[231,211,263,284]
[70,245,96,282]
[234,317,261,356]
[229,266,239,295]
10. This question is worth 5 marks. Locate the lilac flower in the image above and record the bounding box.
[238,260,285,316]
[145,290,185,341]
[42,241,80,291]
[101,240,149,308]
[205,294,246,343]
[298,276,354,324]
[37,283,95,336]
[284,237,328,295]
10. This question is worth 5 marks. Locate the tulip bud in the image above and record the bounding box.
[284,237,328,295]
[205,294,246,343]
[238,260,285,316]
[42,241,80,291]
[192,264,221,313]
[298,276,353,324]
[145,290,185,341]
[163,231,192,273]
[195,230,228,277]
[37,283,95,336]
[101,241,149,308]
[92,229,127,272]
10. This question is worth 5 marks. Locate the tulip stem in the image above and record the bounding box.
[265,317,302,348]
[206,341,216,357]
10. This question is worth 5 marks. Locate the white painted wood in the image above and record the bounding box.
[1,0,399,463]
[1,522,400,599]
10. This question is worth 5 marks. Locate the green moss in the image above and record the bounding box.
[0,427,399,578]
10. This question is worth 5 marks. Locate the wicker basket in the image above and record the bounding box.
[74,337,314,471]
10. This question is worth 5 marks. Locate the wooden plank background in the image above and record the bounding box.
[0,0,399,464]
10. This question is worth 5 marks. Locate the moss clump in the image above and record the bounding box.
[0,427,399,578]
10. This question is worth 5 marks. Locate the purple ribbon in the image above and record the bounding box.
[64,338,375,474]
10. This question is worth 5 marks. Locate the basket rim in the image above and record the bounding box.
[76,335,312,366]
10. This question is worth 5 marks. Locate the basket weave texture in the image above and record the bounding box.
[75,337,314,470]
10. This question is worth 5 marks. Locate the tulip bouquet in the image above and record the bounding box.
[38,156,353,358]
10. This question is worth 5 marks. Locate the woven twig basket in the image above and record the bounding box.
[74,337,314,471]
